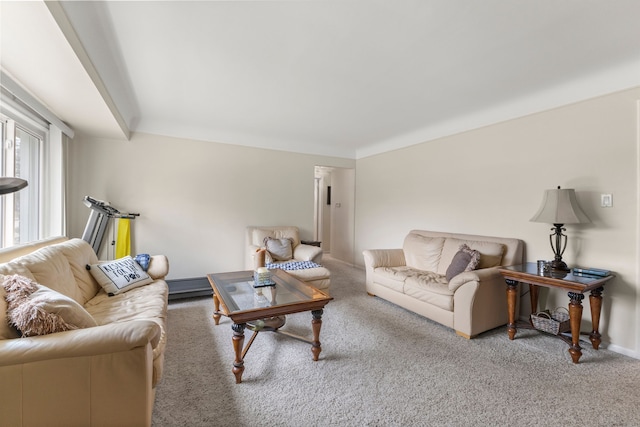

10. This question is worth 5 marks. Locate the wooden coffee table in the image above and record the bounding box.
[207,268,333,383]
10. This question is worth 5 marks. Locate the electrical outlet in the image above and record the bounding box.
[601,194,613,207]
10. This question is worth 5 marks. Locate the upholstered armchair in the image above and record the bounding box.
[245,226,330,290]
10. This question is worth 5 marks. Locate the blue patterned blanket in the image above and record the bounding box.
[266,261,322,271]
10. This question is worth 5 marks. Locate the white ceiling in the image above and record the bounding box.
[2,1,640,159]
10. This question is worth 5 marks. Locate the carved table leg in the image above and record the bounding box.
[212,293,221,325]
[505,279,518,340]
[567,292,584,364]
[589,287,604,350]
[311,309,323,361]
[232,323,246,383]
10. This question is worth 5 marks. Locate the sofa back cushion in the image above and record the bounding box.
[0,238,101,340]
[10,246,84,305]
[437,238,505,275]
[0,236,68,264]
[251,227,300,248]
[403,234,445,272]
[53,239,100,304]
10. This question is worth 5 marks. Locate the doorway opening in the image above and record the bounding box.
[314,165,355,264]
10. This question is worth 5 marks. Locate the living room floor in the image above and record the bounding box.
[153,256,640,426]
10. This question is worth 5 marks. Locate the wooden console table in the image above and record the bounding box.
[498,263,614,363]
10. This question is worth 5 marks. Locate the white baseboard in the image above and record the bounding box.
[607,343,640,359]
[516,315,639,359]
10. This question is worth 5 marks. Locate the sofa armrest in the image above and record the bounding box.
[362,249,406,269]
[246,245,262,269]
[0,320,161,366]
[147,255,169,280]
[0,320,160,426]
[294,244,323,263]
[450,267,511,337]
[448,267,500,292]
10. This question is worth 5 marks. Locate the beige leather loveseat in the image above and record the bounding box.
[246,226,330,290]
[363,230,524,338]
[0,237,169,426]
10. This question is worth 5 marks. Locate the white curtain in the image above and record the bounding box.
[41,124,67,238]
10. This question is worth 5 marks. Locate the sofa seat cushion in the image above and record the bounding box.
[307,277,330,291]
[274,265,330,282]
[85,280,167,329]
[84,280,168,385]
[267,264,331,291]
[372,266,421,292]
[404,273,453,311]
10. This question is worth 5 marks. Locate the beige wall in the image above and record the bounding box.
[66,132,354,278]
[66,87,639,355]
[329,167,356,264]
[355,87,640,355]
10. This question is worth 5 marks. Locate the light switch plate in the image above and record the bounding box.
[601,194,613,207]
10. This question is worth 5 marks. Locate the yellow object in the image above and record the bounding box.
[115,218,131,258]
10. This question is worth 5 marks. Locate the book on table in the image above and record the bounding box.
[572,267,611,277]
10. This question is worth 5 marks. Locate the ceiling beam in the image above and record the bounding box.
[44,1,130,140]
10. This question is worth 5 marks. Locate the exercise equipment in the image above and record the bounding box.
[81,196,139,255]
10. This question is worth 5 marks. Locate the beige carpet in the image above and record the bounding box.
[152,257,640,426]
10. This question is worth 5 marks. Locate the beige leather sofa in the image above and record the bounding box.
[246,226,330,290]
[0,237,169,427]
[363,230,524,338]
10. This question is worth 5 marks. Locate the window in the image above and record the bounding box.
[1,74,70,248]
[0,116,43,246]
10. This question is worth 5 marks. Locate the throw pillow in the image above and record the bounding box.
[87,256,153,296]
[134,253,151,271]
[2,274,97,337]
[263,237,293,261]
[445,244,481,281]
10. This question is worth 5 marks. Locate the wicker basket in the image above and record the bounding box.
[531,307,570,335]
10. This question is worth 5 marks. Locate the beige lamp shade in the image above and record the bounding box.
[530,187,590,225]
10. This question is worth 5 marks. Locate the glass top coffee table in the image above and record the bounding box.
[207,268,333,383]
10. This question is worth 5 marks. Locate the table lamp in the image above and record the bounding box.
[530,186,590,271]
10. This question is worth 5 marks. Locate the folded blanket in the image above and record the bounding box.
[266,261,322,271]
